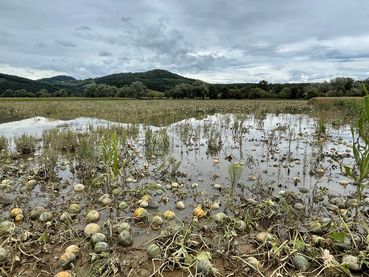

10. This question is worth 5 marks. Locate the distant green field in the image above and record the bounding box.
[0,98,360,126]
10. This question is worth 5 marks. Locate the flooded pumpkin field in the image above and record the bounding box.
[0,107,369,276]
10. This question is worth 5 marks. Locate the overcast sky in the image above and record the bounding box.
[1,0,369,83]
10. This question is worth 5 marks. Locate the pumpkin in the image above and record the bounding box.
[54,271,72,277]
[292,255,310,271]
[91,233,107,245]
[139,200,149,207]
[94,242,109,254]
[118,201,128,209]
[0,221,14,236]
[39,212,53,222]
[256,232,274,243]
[235,220,247,232]
[0,247,8,262]
[163,210,175,220]
[59,252,76,268]
[68,204,81,215]
[193,206,206,219]
[114,222,131,233]
[74,183,85,192]
[29,206,45,220]
[60,212,72,222]
[65,245,80,256]
[195,252,215,274]
[151,215,164,226]
[10,208,22,218]
[86,210,100,223]
[118,230,133,246]
[147,244,161,259]
[175,201,185,210]
[15,214,24,222]
[101,197,112,206]
[98,194,110,202]
[245,257,260,269]
[210,202,220,210]
[84,223,101,237]
[213,212,227,224]
[133,207,149,220]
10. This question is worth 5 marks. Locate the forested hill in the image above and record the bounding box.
[95,69,195,92]
[0,69,368,99]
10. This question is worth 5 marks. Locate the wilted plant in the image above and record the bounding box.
[15,134,37,154]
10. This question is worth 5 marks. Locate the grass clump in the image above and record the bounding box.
[15,134,37,154]
[0,136,8,152]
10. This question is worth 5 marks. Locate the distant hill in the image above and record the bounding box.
[0,73,59,93]
[95,69,196,91]
[39,75,76,83]
[0,69,197,95]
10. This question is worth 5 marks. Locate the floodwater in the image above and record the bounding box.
[0,113,355,201]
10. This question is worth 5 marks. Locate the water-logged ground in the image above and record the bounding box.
[1,112,368,276]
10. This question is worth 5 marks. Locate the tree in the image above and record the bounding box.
[131,81,148,98]
[278,87,291,99]
[191,81,209,99]
[258,80,269,91]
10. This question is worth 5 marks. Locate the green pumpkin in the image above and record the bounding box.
[118,230,133,247]
[29,206,46,220]
[114,222,131,233]
[147,244,161,259]
[91,233,107,245]
[0,247,8,262]
[94,242,109,254]
[292,255,310,271]
[0,221,14,236]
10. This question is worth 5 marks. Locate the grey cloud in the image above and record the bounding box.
[0,0,369,82]
[75,26,92,31]
[99,51,112,57]
[55,40,77,48]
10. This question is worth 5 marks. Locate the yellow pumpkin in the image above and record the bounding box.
[54,271,72,277]
[133,207,148,220]
[15,214,24,222]
[163,210,175,220]
[10,208,22,218]
[193,206,206,219]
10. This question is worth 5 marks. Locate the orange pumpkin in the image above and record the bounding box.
[193,206,206,219]
[54,271,72,277]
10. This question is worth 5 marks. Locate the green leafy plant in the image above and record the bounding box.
[228,162,243,195]
[343,83,369,219]
[101,131,122,180]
